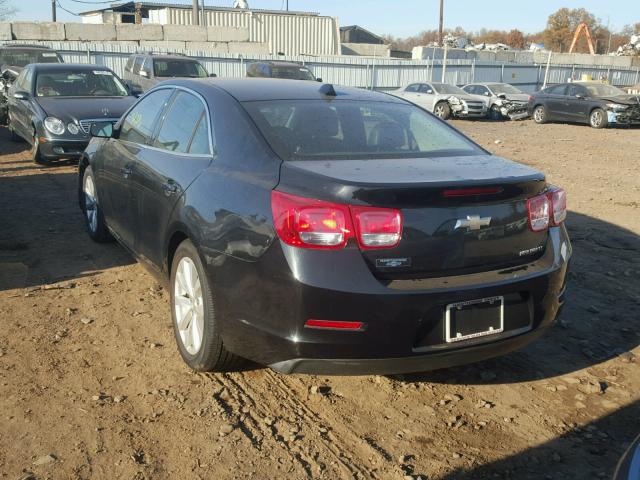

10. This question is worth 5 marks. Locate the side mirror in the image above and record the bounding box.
[316,77,323,82]
[426,90,433,94]
[575,93,586,99]
[13,91,29,100]
[497,93,507,99]
[90,121,114,138]
[127,84,143,97]
[139,69,149,78]
[209,73,217,77]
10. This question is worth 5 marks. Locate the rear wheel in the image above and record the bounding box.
[433,101,451,120]
[589,108,608,129]
[82,166,112,242]
[170,239,242,372]
[533,105,547,124]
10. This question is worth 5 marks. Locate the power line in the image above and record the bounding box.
[56,0,81,16]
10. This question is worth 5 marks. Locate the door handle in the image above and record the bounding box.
[120,166,132,178]
[161,181,178,197]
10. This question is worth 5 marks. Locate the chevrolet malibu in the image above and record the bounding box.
[78,79,571,374]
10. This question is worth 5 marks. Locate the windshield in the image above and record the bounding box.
[433,84,467,95]
[271,66,316,81]
[153,60,208,78]
[243,100,482,161]
[488,83,523,95]
[35,70,128,97]
[582,83,626,97]
[0,49,62,67]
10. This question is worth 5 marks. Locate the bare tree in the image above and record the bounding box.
[0,0,17,21]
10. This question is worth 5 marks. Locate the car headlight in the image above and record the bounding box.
[449,96,461,105]
[67,123,80,135]
[44,117,65,135]
[606,103,628,111]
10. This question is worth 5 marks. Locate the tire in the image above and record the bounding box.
[489,104,503,120]
[170,239,242,372]
[433,101,451,120]
[31,131,49,165]
[82,166,112,243]
[533,105,547,124]
[589,108,608,129]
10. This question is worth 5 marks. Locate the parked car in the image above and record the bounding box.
[392,82,489,119]
[7,63,136,164]
[529,81,640,128]
[463,82,530,120]
[613,432,640,480]
[1,44,63,124]
[79,78,570,375]
[123,53,211,94]
[246,61,320,81]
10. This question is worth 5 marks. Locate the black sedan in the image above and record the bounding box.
[7,63,136,164]
[529,81,640,128]
[79,78,571,375]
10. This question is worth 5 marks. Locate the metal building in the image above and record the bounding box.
[80,2,340,56]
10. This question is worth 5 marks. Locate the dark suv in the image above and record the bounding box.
[123,53,211,94]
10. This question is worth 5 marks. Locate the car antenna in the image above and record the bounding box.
[319,83,337,97]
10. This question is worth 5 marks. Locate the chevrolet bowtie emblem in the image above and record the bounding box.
[454,215,491,231]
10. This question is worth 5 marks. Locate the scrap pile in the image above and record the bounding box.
[616,33,640,56]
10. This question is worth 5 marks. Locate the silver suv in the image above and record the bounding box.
[123,53,211,94]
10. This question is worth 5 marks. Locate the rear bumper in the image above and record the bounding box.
[211,226,571,375]
[270,324,551,374]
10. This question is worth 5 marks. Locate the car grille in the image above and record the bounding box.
[466,101,485,111]
[78,118,119,135]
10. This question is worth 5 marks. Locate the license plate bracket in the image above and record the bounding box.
[445,296,504,343]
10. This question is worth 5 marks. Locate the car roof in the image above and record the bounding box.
[134,53,194,61]
[31,63,112,72]
[160,78,406,103]
[247,61,305,68]
[1,44,53,51]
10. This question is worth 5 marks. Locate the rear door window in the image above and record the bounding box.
[545,85,567,95]
[132,56,144,75]
[404,84,420,93]
[120,88,173,145]
[153,91,209,154]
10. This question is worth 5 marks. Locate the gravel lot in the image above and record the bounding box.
[0,119,638,480]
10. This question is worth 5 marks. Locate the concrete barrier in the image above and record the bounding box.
[65,23,116,41]
[116,24,164,41]
[0,23,11,41]
[227,42,270,54]
[140,40,186,50]
[163,25,207,42]
[207,26,249,42]
[341,43,390,57]
[185,42,229,53]
[12,22,65,41]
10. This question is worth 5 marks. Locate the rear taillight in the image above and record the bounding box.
[271,191,402,250]
[526,187,567,232]
[526,194,550,232]
[351,207,402,249]
[547,187,567,225]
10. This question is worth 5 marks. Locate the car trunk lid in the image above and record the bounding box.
[277,155,548,278]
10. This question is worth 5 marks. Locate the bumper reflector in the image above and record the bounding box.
[304,319,365,331]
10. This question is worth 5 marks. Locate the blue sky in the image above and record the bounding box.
[11,0,639,37]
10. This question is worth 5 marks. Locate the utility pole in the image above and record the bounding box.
[51,0,57,22]
[438,0,444,46]
[192,0,199,25]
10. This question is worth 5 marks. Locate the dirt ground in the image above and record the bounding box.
[0,119,638,480]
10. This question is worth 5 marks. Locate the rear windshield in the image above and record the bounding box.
[271,66,316,81]
[0,49,62,67]
[153,60,208,78]
[35,70,128,97]
[243,100,482,161]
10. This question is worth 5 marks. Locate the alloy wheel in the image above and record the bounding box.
[434,105,446,118]
[174,257,205,355]
[590,110,603,128]
[534,107,544,123]
[83,173,98,233]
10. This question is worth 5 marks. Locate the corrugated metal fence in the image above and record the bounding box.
[8,41,640,93]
